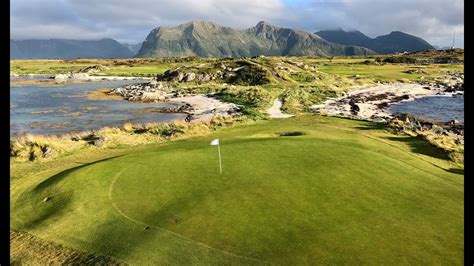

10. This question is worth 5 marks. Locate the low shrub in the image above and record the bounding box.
[382,56,417,64]
[290,72,317,82]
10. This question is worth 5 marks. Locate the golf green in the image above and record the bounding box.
[11,116,463,264]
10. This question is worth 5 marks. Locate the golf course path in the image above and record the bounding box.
[267,99,294,118]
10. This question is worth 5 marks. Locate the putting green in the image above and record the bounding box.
[11,116,463,264]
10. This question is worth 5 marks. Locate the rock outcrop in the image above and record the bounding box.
[311,83,446,122]
[109,79,172,102]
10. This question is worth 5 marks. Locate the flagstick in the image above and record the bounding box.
[217,143,222,174]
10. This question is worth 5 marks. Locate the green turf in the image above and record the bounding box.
[10,116,463,264]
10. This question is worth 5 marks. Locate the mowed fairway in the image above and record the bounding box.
[11,116,463,264]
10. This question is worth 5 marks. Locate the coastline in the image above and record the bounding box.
[311,82,463,123]
[11,73,152,81]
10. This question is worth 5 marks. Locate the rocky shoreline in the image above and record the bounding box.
[108,79,241,122]
[311,80,463,123]
[311,75,464,162]
[388,113,464,162]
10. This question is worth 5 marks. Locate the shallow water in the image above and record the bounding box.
[10,79,187,136]
[389,95,464,123]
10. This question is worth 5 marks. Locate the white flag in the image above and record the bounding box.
[210,139,219,145]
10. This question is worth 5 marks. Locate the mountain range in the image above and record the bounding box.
[10,21,435,59]
[122,42,143,54]
[10,38,134,59]
[315,29,434,54]
[136,21,374,57]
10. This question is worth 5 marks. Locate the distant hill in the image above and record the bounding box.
[315,29,434,54]
[10,39,24,59]
[245,21,373,57]
[122,42,144,55]
[10,38,134,59]
[136,21,374,58]
[311,29,373,49]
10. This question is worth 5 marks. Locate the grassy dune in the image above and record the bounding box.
[10,115,463,264]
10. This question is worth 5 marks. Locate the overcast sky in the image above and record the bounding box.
[11,0,464,48]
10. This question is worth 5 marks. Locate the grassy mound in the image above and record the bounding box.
[10,116,463,264]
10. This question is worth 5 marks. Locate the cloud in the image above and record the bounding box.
[276,0,464,48]
[10,0,464,47]
[11,0,286,43]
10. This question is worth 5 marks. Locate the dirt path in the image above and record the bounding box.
[267,99,294,118]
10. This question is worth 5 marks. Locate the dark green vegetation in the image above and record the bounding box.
[137,21,374,57]
[10,38,134,59]
[11,116,463,264]
[315,29,434,54]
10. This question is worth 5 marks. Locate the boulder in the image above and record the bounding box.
[177,72,184,82]
[142,91,166,101]
[198,74,211,82]
[183,72,196,82]
[54,74,69,82]
[372,117,387,123]
[77,65,109,73]
[41,146,54,158]
[232,66,246,72]
[83,134,106,147]
[92,136,106,147]
[71,73,90,80]
[431,125,444,134]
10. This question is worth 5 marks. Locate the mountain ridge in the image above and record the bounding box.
[136,21,375,58]
[10,38,134,59]
[315,29,434,54]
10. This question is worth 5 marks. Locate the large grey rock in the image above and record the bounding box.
[183,72,196,82]
[54,74,69,82]
[42,146,54,158]
[71,73,90,80]
[197,73,211,82]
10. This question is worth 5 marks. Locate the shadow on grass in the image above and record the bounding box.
[15,155,126,231]
[354,123,387,131]
[384,135,451,161]
[15,191,74,231]
[446,168,464,175]
[34,155,125,192]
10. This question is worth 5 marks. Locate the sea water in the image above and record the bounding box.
[10,79,187,136]
[389,95,464,123]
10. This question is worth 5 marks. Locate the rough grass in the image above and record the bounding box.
[10,230,123,265]
[10,116,244,163]
[11,115,463,265]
